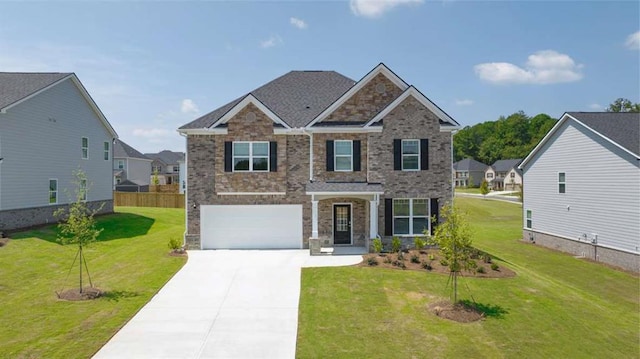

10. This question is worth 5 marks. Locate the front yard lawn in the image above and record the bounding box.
[297,197,639,358]
[0,206,186,359]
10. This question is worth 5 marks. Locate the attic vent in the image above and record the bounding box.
[245,112,256,121]
[375,83,386,94]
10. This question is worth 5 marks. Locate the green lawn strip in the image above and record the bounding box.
[0,206,186,359]
[297,197,639,358]
[454,188,481,194]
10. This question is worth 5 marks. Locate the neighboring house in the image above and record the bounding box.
[485,159,522,191]
[113,139,152,192]
[144,150,184,186]
[178,63,460,250]
[453,158,487,187]
[0,72,117,230]
[519,112,639,273]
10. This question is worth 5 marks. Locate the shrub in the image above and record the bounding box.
[422,261,433,271]
[366,257,378,266]
[168,237,182,250]
[440,259,449,267]
[384,256,392,264]
[428,254,435,261]
[491,263,500,271]
[476,266,486,274]
[483,254,492,264]
[414,237,426,250]
[391,236,402,253]
[372,238,383,253]
[410,254,420,263]
[397,251,405,261]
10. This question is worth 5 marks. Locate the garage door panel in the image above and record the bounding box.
[201,205,302,249]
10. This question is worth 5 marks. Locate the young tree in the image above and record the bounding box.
[427,204,474,303]
[54,170,103,294]
[479,179,490,198]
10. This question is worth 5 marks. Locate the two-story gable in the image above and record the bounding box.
[113,139,152,192]
[0,73,117,230]
[178,64,459,250]
[453,158,488,187]
[486,159,522,191]
[145,150,184,185]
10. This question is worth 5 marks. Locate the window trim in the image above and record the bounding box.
[401,139,420,171]
[117,160,125,169]
[487,172,494,179]
[558,172,566,194]
[49,178,58,205]
[392,198,430,236]
[232,141,270,172]
[103,141,110,161]
[333,140,353,172]
[81,137,89,159]
[526,209,532,229]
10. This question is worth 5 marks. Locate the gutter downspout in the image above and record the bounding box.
[179,131,188,248]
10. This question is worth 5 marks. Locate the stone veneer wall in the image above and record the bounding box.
[523,229,639,273]
[368,96,454,238]
[312,133,368,183]
[318,198,368,247]
[0,200,113,232]
[324,73,404,123]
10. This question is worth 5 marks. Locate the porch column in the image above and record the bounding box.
[369,199,378,238]
[311,200,319,238]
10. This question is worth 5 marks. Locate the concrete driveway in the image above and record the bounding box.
[93,250,363,359]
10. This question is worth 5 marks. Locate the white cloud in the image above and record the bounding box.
[474,50,583,85]
[625,31,640,50]
[260,35,283,49]
[350,0,423,18]
[290,17,308,29]
[132,128,171,139]
[455,99,474,106]
[180,99,199,114]
[588,103,603,110]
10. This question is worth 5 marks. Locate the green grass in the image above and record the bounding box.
[0,206,186,359]
[454,187,481,194]
[297,197,639,358]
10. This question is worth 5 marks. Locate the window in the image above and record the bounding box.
[526,210,532,229]
[117,160,125,169]
[103,141,110,160]
[49,179,57,204]
[152,165,161,173]
[81,137,88,159]
[487,172,494,179]
[558,172,566,193]
[401,140,420,170]
[393,198,429,235]
[80,179,87,201]
[233,141,269,172]
[334,140,353,171]
[510,172,515,178]
[173,166,179,172]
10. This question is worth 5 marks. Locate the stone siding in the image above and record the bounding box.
[312,133,368,183]
[0,200,113,232]
[523,229,639,273]
[323,73,403,124]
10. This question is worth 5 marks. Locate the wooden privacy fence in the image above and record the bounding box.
[114,191,185,208]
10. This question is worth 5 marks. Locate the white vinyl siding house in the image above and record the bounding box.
[520,112,639,272]
[0,73,117,229]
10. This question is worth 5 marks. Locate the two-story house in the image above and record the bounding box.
[485,159,523,191]
[453,158,488,187]
[0,72,117,230]
[113,139,152,192]
[144,150,184,186]
[178,64,460,250]
[519,112,639,272]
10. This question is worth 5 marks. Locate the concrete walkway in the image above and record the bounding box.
[93,250,363,359]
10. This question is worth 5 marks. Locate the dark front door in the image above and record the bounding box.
[333,204,351,245]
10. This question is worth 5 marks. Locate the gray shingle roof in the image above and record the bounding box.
[453,158,488,171]
[0,72,71,110]
[114,140,149,160]
[180,71,356,129]
[568,112,640,156]
[145,150,185,165]
[491,159,522,173]
[306,182,384,193]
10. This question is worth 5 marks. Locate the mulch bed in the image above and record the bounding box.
[0,238,9,247]
[359,249,516,278]
[57,287,103,301]
[428,300,484,323]
[168,249,188,257]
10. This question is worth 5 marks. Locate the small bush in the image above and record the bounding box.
[491,263,500,271]
[476,266,486,274]
[397,251,405,261]
[422,262,433,271]
[372,238,383,253]
[391,236,402,253]
[414,237,426,250]
[366,257,378,266]
[392,261,407,269]
[168,237,182,250]
[410,254,420,263]
[428,254,435,261]
[483,254,492,264]
[440,259,449,267]
[384,256,392,264]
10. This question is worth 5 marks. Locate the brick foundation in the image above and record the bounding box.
[0,200,113,232]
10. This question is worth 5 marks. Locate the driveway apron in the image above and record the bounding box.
[93,250,362,359]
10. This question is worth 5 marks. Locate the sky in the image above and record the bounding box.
[0,0,638,153]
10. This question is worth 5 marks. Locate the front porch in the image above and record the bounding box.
[306,182,383,255]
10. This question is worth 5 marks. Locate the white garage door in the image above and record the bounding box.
[200,205,303,249]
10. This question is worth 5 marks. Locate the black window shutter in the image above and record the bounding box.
[224,141,232,172]
[353,140,361,171]
[430,198,439,235]
[326,140,334,172]
[384,198,393,236]
[269,141,277,172]
[393,139,401,170]
[420,139,429,170]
